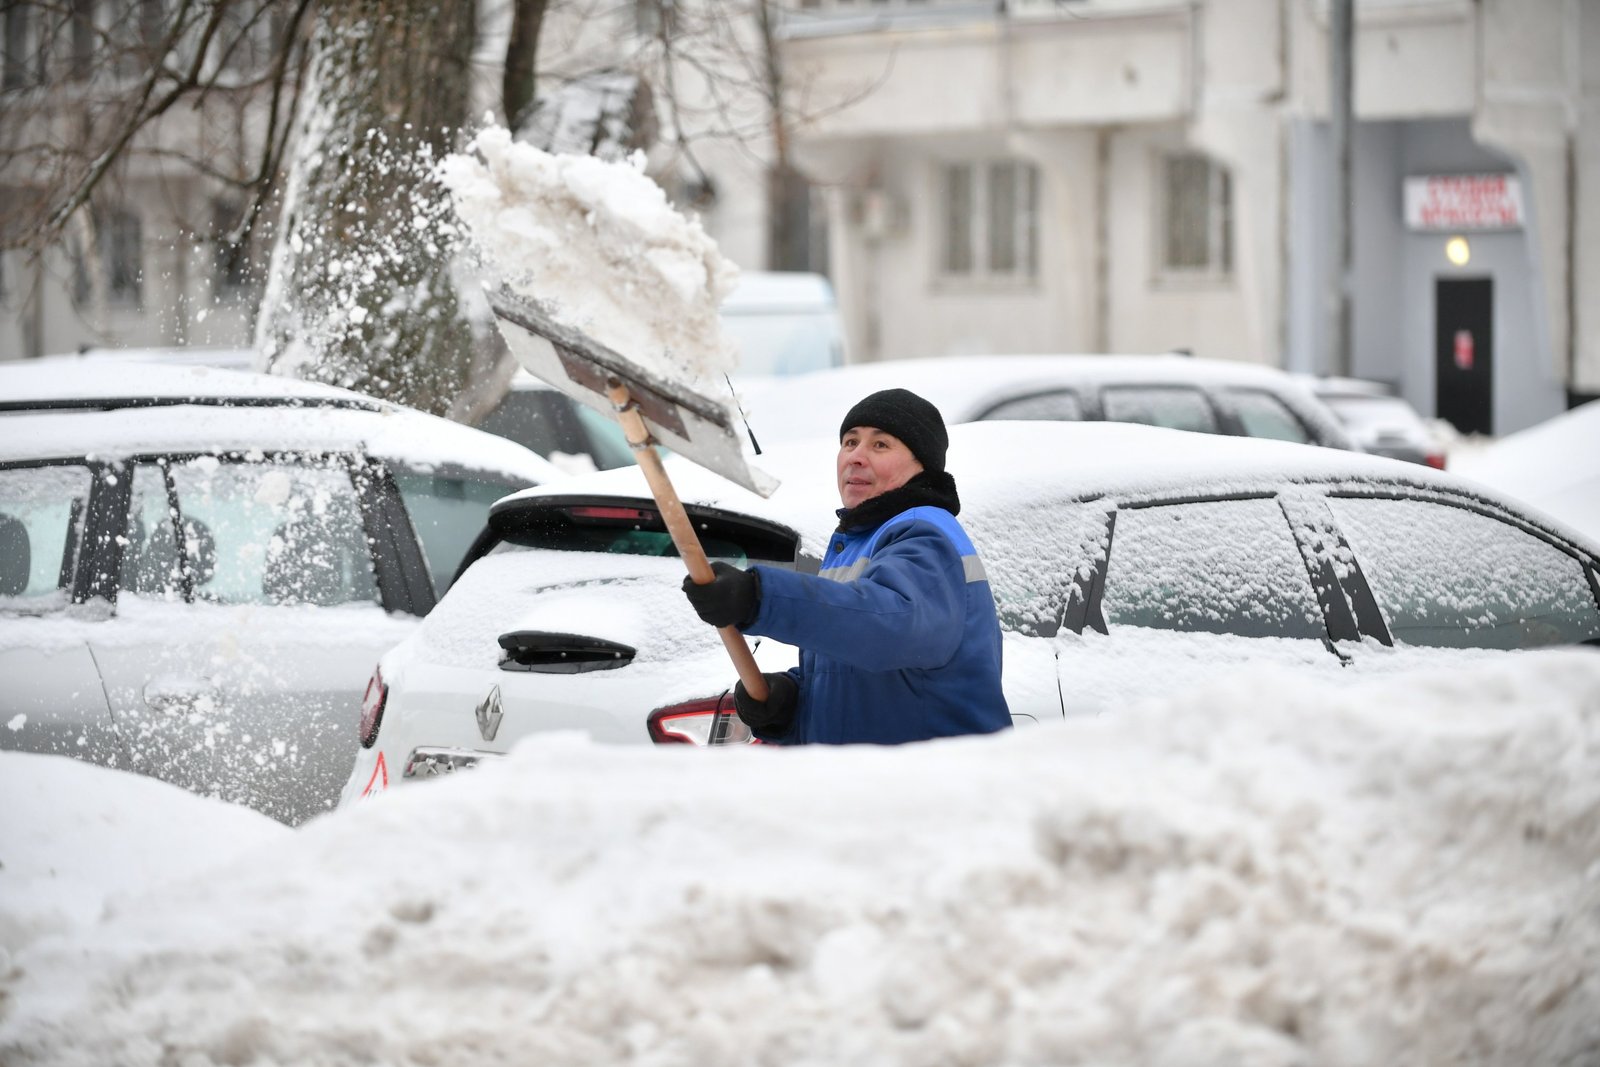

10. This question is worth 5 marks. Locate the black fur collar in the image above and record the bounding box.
[835,470,961,532]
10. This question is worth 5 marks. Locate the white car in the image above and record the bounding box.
[1451,399,1600,546]
[0,359,564,824]
[342,421,1600,802]
[734,353,1358,454]
[1305,376,1448,468]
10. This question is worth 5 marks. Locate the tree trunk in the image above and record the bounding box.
[256,0,479,416]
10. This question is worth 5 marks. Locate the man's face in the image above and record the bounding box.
[837,426,924,508]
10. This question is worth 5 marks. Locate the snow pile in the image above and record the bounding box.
[441,123,740,387]
[0,755,288,961]
[4,652,1600,1065]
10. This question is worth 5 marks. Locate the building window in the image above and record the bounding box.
[70,0,95,79]
[4,4,38,90]
[634,0,676,37]
[1161,153,1232,277]
[940,159,1038,282]
[100,207,143,306]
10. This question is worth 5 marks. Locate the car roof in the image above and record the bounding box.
[719,271,836,313]
[494,421,1560,558]
[0,360,565,482]
[734,354,1350,446]
[1303,375,1406,399]
[1,356,384,410]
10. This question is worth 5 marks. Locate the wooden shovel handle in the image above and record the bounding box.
[608,382,770,704]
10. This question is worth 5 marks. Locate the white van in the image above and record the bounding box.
[716,270,846,377]
[475,271,847,473]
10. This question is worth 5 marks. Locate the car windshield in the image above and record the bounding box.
[487,500,798,568]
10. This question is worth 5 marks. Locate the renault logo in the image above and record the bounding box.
[475,684,504,742]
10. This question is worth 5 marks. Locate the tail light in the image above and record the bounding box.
[1425,452,1447,470]
[359,666,387,748]
[648,694,759,746]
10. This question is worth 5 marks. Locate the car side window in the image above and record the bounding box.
[164,457,381,608]
[1328,496,1600,649]
[0,464,93,608]
[1223,389,1311,444]
[1101,386,1218,434]
[964,499,1108,636]
[1102,498,1325,639]
[390,467,526,591]
[978,389,1084,422]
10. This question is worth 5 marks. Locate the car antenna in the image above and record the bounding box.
[725,374,762,455]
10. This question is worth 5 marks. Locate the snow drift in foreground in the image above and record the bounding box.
[441,123,740,386]
[3,653,1600,1066]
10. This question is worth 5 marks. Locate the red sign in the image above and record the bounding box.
[1453,330,1475,371]
[1404,174,1523,231]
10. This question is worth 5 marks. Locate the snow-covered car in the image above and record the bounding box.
[735,354,1358,453]
[0,360,563,824]
[341,421,1600,801]
[1451,399,1600,546]
[1305,376,1448,468]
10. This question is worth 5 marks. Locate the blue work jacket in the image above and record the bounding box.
[745,505,1012,745]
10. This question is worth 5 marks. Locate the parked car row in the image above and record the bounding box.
[735,353,1360,455]
[341,420,1600,806]
[10,349,1595,828]
[0,360,561,824]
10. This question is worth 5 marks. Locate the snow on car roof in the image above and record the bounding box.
[497,421,1515,557]
[734,353,1348,446]
[1,356,383,408]
[0,364,564,482]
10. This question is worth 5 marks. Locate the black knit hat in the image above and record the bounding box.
[839,388,948,474]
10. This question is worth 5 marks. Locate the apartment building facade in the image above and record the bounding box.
[3,0,1595,436]
[772,0,1598,435]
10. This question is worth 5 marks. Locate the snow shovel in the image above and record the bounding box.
[488,289,774,702]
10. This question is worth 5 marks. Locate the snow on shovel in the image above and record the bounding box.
[489,288,776,702]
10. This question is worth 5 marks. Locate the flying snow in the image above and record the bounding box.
[440,122,741,388]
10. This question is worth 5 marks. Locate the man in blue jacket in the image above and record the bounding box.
[682,388,1012,744]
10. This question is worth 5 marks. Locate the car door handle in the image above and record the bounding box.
[142,679,222,711]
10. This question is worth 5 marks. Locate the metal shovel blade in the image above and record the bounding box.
[488,289,777,498]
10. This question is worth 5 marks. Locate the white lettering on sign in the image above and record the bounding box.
[1404,174,1523,231]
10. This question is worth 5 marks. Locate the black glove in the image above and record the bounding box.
[682,562,760,629]
[734,671,799,733]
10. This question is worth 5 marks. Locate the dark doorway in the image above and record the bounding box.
[1435,277,1493,435]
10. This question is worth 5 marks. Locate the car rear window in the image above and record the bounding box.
[1328,495,1600,650]
[977,389,1084,422]
[1101,497,1325,640]
[488,499,797,568]
[1101,386,1218,434]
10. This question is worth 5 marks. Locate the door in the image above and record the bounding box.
[1435,277,1493,435]
[90,456,418,825]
